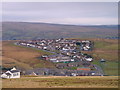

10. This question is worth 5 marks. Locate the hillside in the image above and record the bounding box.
[2,22,118,40]
[2,39,118,75]
[2,41,55,70]
[81,38,118,75]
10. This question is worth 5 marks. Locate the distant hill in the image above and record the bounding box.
[2,22,118,40]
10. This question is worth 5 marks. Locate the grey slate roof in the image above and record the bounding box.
[5,73,11,76]
[10,70,20,73]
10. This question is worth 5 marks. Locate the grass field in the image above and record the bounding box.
[81,39,118,76]
[81,38,118,61]
[2,41,56,70]
[92,60,118,76]
[2,76,118,88]
[93,39,118,61]
[94,39,118,76]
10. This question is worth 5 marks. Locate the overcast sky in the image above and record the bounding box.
[2,2,118,25]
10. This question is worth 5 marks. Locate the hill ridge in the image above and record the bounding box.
[2,22,118,40]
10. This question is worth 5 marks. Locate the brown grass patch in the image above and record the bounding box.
[2,76,118,88]
[2,41,55,70]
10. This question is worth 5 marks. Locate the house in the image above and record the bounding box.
[1,67,20,79]
[71,73,78,76]
[83,54,93,62]
[85,58,93,62]
[100,59,106,62]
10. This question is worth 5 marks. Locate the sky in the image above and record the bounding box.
[1,0,120,2]
[1,2,118,25]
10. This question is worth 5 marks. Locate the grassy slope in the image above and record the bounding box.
[2,39,118,75]
[81,38,118,61]
[2,76,118,88]
[2,41,55,70]
[93,39,118,76]
[81,39,118,75]
[2,22,118,40]
[92,60,118,76]
[93,40,118,61]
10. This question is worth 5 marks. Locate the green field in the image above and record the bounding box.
[94,41,118,50]
[81,39,118,76]
[93,39,118,76]
[92,60,118,76]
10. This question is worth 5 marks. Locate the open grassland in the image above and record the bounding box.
[81,38,118,61]
[76,38,118,76]
[2,41,55,70]
[92,60,118,76]
[2,76,118,88]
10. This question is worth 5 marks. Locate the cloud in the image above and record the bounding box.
[24,17,117,25]
[2,2,118,25]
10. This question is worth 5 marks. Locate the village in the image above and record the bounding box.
[1,38,104,78]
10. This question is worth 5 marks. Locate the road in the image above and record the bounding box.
[93,64,104,76]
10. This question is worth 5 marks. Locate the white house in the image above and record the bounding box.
[85,58,93,62]
[1,67,20,79]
